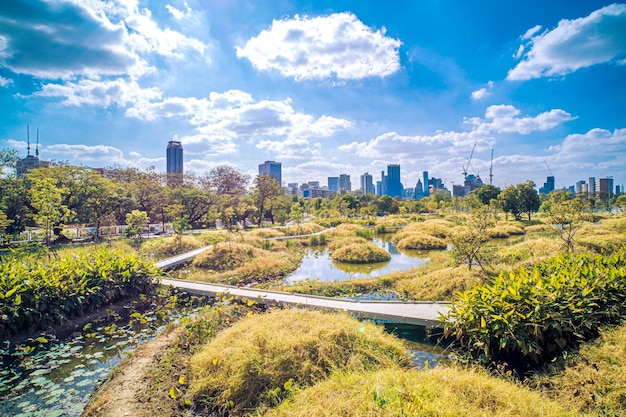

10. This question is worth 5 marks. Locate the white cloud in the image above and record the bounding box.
[521,24,542,40]
[166,2,190,20]
[0,76,13,87]
[236,12,402,80]
[467,104,575,134]
[508,4,626,80]
[0,0,208,79]
[33,78,162,107]
[42,143,161,169]
[256,137,322,160]
[470,81,494,100]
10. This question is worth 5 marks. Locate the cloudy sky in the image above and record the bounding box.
[1,0,625,191]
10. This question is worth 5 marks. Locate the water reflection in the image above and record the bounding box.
[285,237,432,283]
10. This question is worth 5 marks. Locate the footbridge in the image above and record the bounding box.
[160,278,449,328]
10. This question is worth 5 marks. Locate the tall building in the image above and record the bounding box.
[16,126,50,177]
[339,174,351,192]
[360,172,375,194]
[258,160,282,185]
[386,164,403,198]
[588,177,596,197]
[539,176,555,194]
[328,177,339,192]
[597,177,614,200]
[166,141,183,175]
[575,180,586,195]
[423,171,430,197]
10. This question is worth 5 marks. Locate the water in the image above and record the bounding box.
[0,297,203,417]
[285,237,433,283]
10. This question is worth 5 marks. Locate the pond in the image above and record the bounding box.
[0,293,204,417]
[285,236,437,283]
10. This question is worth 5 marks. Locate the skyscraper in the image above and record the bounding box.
[386,164,403,198]
[259,160,282,185]
[328,177,339,192]
[166,141,183,175]
[339,174,351,192]
[423,171,430,197]
[361,172,375,194]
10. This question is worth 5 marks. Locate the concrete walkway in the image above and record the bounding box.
[160,278,450,328]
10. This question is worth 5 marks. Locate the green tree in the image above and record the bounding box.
[290,202,304,227]
[252,175,282,226]
[125,210,149,245]
[449,207,496,270]
[0,148,20,177]
[540,191,592,252]
[472,184,501,206]
[518,181,541,220]
[30,177,70,246]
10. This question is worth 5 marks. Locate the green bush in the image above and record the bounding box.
[445,247,626,370]
[0,248,159,339]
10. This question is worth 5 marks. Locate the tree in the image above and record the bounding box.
[167,184,214,228]
[449,207,496,270]
[473,184,500,206]
[499,181,540,221]
[0,148,20,177]
[125,210,149,245]
[290,202,304,226]
[203,165,250,195]
[251,175,282,226]
[30,177,70,246]
[540,191,592,252]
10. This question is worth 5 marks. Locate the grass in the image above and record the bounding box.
[189,309,412,415]
[396,266,483,301]
[139,235,204,260]
[395,232,447,250]
[330,241,391,263]
[533,323,626,416]
[391,219,454,250]
[266,365,574,417]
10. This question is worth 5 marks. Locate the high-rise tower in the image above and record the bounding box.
[258,160,282,185]
[166,141,183,175]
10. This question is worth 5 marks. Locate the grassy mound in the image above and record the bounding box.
[489,223,526,238]
[189,309,411,414]
[192,242,255,270]
[331,242,391,264]
[283,223,325,236]
[266,366,573,417]
[396,266,483,300]
[327,236,367,250]
[395,233,447,250]
[139,235,203,260]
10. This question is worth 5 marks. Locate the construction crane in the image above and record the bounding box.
[489,149,494,185]
[462,143,476,180]
[544,160,560,189]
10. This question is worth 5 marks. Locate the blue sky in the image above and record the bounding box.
[1,0,625,191]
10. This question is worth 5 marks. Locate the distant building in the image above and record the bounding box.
[286,182,299,195]
[588,177,596,198]
[414,179,424,199]
[360,172,375,194]
[386,164,403,198]
[575,180,586,195]
[423,171,430,197]
[339,174,351,192]
[258,160,282,185]
[16,126,50,177]
[166,141,183,175]
[328,177,339,192]
[539,176,555,194]
[597,177,614,200]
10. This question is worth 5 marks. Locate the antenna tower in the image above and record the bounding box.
[27,125,31,156]
[36,129,40,158]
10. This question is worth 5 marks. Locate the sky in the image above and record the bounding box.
[1,0,625,192]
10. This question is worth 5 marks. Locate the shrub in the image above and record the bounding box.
[0,248,159,338]
[197,230,228,245]
[331,242,391,264]
[189,309,411,414]
[266,366,573,417]
[445,248,626,370]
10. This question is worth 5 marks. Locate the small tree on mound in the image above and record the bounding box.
[540,191,592,253]
[450,207,496,270]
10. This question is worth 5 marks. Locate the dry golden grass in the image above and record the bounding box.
[282,223,325,236]
[192,242,256,270]
[330,242,391,264]
[525,224,559,237]
[597,215,626,233]
[534,323,626,416]
[139,235,203,260]
[493,237,562,270]
[266,365,574,417]
[395,233,447,250]
[246,228,284,239]
[326,236,368,250]
[197,230,229,245]
[490,223,526,238]
[189,309,411,415]
[392,219,455,245]
[396,266,483,301]
[325,223,368,238]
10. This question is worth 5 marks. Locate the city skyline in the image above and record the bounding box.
[0,1,624,190]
